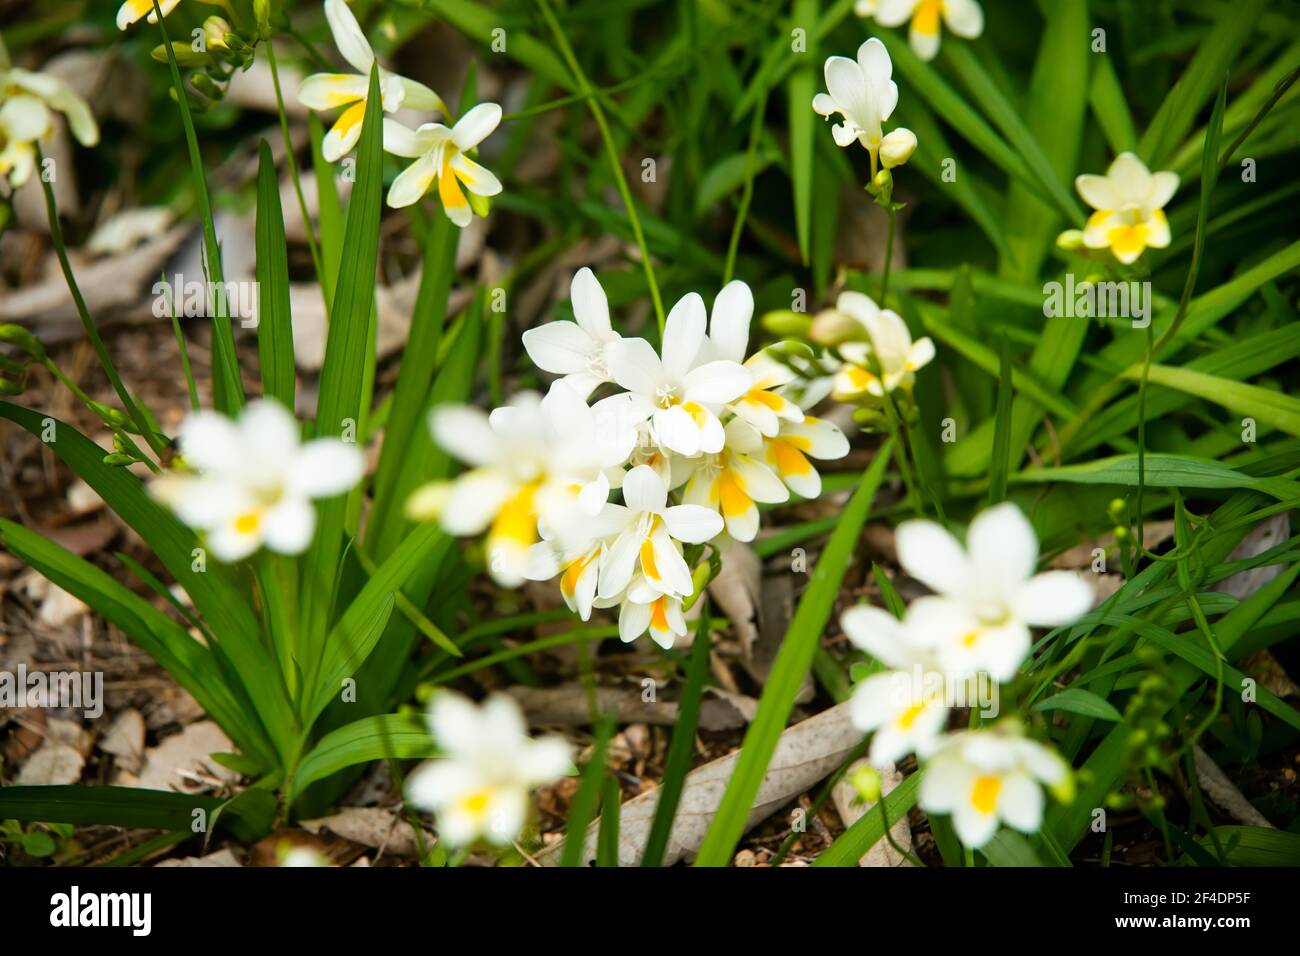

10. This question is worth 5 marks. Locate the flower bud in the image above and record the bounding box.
[871,168,893,193]
[151,42,210,67]
[760,309,813,338]
[1055,229,1085,251]
[809,308,866,346]
[879,127,917,169]
[850,764,881,802]
[203,16,233,52]
[0,324,45,360]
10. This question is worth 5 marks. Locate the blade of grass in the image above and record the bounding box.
[561,713,614,867]
[694,443,892,866]
[254,139,295,409]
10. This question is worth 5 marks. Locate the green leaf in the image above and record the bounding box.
[979,829,1045,867]
[417,0,574,91]
[1128,365,1300,438]
[22,830,56,858]
[596,776,621,867]
[290,713,438,801]
[642,598,712,866]
[0,785,219,832]
[1033,687,1122,722]
[787,0,818,264]
[812,770,921,867]
[300,66,385,654]
[695,445,892,866]
[255,139,295,408]
[1012,454,1300,502]
[562,714,613,867]
[695,149,780,219]
[1197,826,1300,866]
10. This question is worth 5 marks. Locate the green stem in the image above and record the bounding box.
[265,41,325,289]
[879,202,896,304]
[35,155,167,459]
[537,0,665,335]
[723,98,767,284]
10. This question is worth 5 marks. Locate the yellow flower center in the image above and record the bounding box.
[233,510,262,535]
[970,774,1001,815]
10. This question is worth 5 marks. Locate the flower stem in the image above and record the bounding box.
[879,201,896,304]
[265,40,325,296]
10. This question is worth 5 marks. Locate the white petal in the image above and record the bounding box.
[621,464,668,514]
[1074,173,1118,211]
[261,497,317,554]
[451,102,502,151]
[570,267,614,340]
[1107,151,1153,204]
[439,470,515,536]
[653,406,702,457]
[812,92,839,117]
[895,518,970,597]
[966,502,1039,591]
[298,72,368,111]
[386,152,437,208]
[942,0,985,38]
[599,530,640,599]
[324,0,375,74]
[840,604,910,667]
[873,0,917,27]
[288,438,364,498]
[429,405,500,466]
[997,771,1044,833]
[1013,571,1094,627]
[381,117,428,157]
[661,292,707,380]
[662,503,723,544]
[605,336,665,396]
[708,280,754,365]
[449,150,502,197]
[1148,170,1179,210]
[522,321,597,375]
[682,360,753,405]
[619,598,652,643]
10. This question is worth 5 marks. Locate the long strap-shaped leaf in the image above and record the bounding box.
[289,713,438,802]
[0,403,296,760]
[300,66,385,656]
[694,443,893,865]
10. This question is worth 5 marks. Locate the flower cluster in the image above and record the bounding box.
[855,0,985,62]
[813,38,916,176]
[801,290,935,405]
[0,40,100,188]
[296,0,500,225]
[407,691,573,848]
[840,503,1091,847]
[151,399,364,562]
[413,269,850,649]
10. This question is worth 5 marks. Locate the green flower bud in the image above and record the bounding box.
[760,310,813,338]
[0,324,45,360]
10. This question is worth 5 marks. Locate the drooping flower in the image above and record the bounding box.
[596,464,722,600]
[150,399,364,562]
[704,279,804,438]
[895,503,1093,682]
[680,419,788,542]
[761,413,850,499]
[407,692,573,847]
[830,291,934,401]
[604,294,752,457]
[412,381,636,586]
[297,0,446,162]
[919,724,1073,848]
[0,95,49,187]
[1,63,100,151]
[1076,152,1178,265]
[867,0,985,62]
[841,605,951,766]
[522,267,622,399]
[612,574,689,649]
[383,103,502,225]
[116,0,184,30]
[812,38,915,174]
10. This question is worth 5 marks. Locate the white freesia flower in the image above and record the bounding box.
[870,0,985,62]
[1076,152,1178,265]
[297,0,446,162]
[761,412,850,499]
[383,103,502,224]
[150,399,364,562]
[1,65,99,150]
[0,95,48,187]
[812,38,914,175]
[681,418,788,542]
[613,573,688,649]
[830,291,934,400]
[919,725,1072,848]
[522,267,622,398]
[895,503,1093,682]
[704,279,804,437]
[414,381,636,586]
[407,692,572,847]
[604,294,752,457]
[116,0,183,30]
[841,605,950,766]
[597,464,722,600]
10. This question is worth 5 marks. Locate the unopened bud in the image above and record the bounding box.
[760,309,813,338]
[0,324,45,360]
[850,764,881,802]
[1056,229,1085,251]
[151,42,209,67]
[203,16,233,51]
[879,127,917,169]
[809,308,866,346]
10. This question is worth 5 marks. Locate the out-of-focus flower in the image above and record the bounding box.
[1,65,99,149]
[151,400,364,562]
[383,103,502,224]
[830,292,934,401]
[1076,152,1178,265]
[407,692,572,847]
[297,0,446,162]
[604,294,752,457]
[895,503,1094,682]
[522,268,622,398]
[867,0,985,62]
[919,724,1072,848]
[116,0,184,31]
[0,95,48,187]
